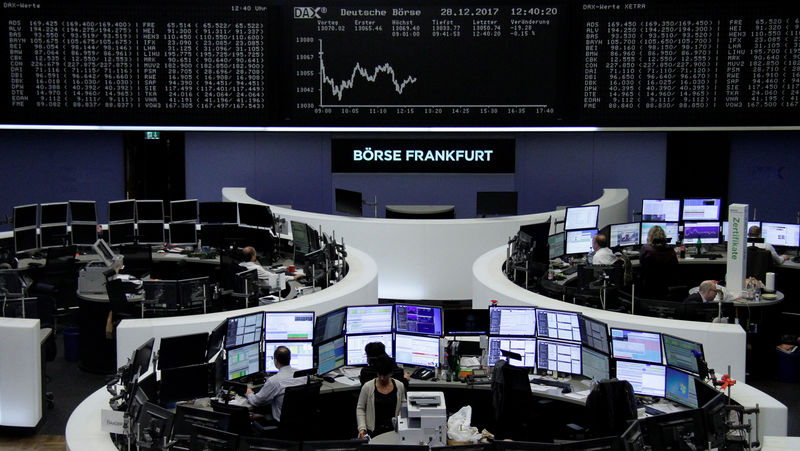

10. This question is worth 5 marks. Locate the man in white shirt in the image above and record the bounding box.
[245,346,305,421]
[239,246,300,295]
[748,226,789,265]
[591,233,618,265]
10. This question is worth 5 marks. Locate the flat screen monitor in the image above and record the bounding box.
[641,199,681,222]
[125,337,155,383]
[172,405,231,443]
[548,232,565,259]
[582,347,610,382]
[346,333,393,366]
[39,224,67,248]
[189,426,238,451]
[722,221,760,242]
[395,304,442,336]
[160,363,210,403]
[683,221,720,244]
[395,333,440,368]
[291,220,311,256]
[199,202,238,224]
[69,200,97,223]
[109,200,136,223]
[335,188,363,216]
[135,402,174,445]
[177,277,208,309]
[171,199,198,222]
[206,320,226,362]
[761,222,800,247]
[345,305,393,335]
[443,309,489,336]
[40,202,68,225]
[536,309,581,342]
[109,222,135,246]
[565,229,598,255]
[13,204,37,229]
[13,227,37,254]
[564,205,599,231]
[317,336,346,375]
[681,198,721,221]
[136,200,164,221]
[476,191,518,216]
[665,367,699,408]
[169,222,197,246]
[143,279,178,310]
[314,308,346,344]
[70,223,98,245]
[537,339,581,375]
[579,316,609,354]
[225,312,264,349]
[226,342,262,380]
[609,222,640,248]
[662,334,704,375]
[137,222,165,245]
[238,203,273,229]
[611,328,663,364]
[157,332,209,370]
[640,222,679,245]
[487,336,536,367]
[264,341,314,373]
[489,306,536,336]
[264,311,315,341]
[615,360,666,397]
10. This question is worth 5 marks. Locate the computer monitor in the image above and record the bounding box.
[547,232,566,260]
[664,367,699,408]
[137,222,165,245]
[13,204,37,229]
[579,316,609,354]
[131,337,156,380]
[395,333,440,368]
[317,336,346,375]
[345,305,393,335]
[170,199,198,222]
[681,198,721,221]
[489,306,537,336]
[476,191,518,216]
[13,227,37,254]
[226,342,262,380]
[157,332,209,370]
[537,339,581,375]
[702,393,728,448]
[70,223,98,246]
[69,200,97,223]
[610,328,663,364]
[683,221,720,244]
[178,277,208,309]
[314,308,346,345]
[199,202,238,224]
[335,188,363,216]
[40,202,68,225]
[640,222,679,245]
[39,224,68,248]
[761,222,800,247]
[160,362,211,403]
[443,309,489,336]
[206,320,227,362]
[394,304,442,336]
[609,222,640,248]
[109,222,135,246]
[565,229,598,255]
[662,334,704,375]
[487,336,536,367]
[135,402,174,446]
[169,222,197,246]
[536,309,581,342]
[614,360,666,397]
[641,199,681,222]
[238,203,274,229]
[143,279,178,310]
[225,312,264,349]
[264,311,315,341]
[564,205,599,231]
[172,405,231,442]
[109,200,136,223]
[264,341,314,372]
[189,425,238,451]
[345,333,393,366]
[722,220,760,242]
[641,408,707,451]
[582,347,610,382]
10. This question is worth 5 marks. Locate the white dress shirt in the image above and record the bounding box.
[592,247,617,266]
[754,242,784,265]
[246,365,305,421]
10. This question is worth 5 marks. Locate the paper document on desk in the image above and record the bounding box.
[563,389,591,401]
[341,367,362,379]
[460,357,481,368]
[336,377,361,387]
[530,384,560,394]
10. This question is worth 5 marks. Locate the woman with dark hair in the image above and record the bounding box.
[356,355,406,439]
[359,341,408,385]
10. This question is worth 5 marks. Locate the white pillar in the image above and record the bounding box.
[726,204,749,297]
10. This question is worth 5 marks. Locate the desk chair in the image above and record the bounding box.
[634,297,685,319]
[117,244,153,279]
[106,278,142,325]
[638,255,679,300]
[746,245,773,282]
[582,379,637,438]
[28,249,80,332]
[492,360,537,441]
[0,268,37,318]
[255,381,322,441]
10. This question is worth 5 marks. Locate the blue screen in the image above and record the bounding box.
[317,337,346,375]
[665,367,698,408]
[395,304,442,336]
[611,329,663,364]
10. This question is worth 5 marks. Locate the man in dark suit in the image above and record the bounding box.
[683,280,720,304]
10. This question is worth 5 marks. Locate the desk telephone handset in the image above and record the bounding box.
[410,368,435,380]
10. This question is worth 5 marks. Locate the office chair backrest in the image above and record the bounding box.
[491,360,534,439]
[210,398,252,436]
[105,279,130,316]
[746,245,773,282]
[638,252,679,300]
[584,379,637,438]
[118,245,153,278]
[0,269,24,296]
[278,381,322,440]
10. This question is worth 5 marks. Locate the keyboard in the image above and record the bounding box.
[561,266,579,276]
[644,405,667,416]
[530,377,573,393]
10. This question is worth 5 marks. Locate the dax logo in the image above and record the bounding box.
[294,7,326,19]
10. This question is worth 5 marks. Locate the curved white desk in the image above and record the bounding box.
[223,187,629,300]
[115,246,377,368]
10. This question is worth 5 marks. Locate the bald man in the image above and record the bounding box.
[684,280,720,304]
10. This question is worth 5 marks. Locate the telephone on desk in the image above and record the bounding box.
[466,369,491,385]
[410,368,435,380]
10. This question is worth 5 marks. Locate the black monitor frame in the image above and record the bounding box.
[39,224,69,248]
[662,333,704,375]
[136,221,165,245]
[189,425,238,451]
[199,202,238,224]
[13,204,38,229]
[238,202,274,229]
[13,227,37,254]
[70,223,98,246]
[443,308,489,336]
[168,222,198,246]
[135,402,174,446]
[108,199,136,223]
[335,188,363,216]
[314,307,346,345]
[225,311,265,349]
[157,332,209,370]
[39,202,69,225]
[68,200,97,223]
[564,205,599,231]
[160,362,211,404]
[172,404,231,441]
[136,200,165,222]
[109,222,136,246]
[170,199,199,223]
[579,315,610,355]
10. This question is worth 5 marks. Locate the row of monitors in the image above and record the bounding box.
[562,198,723,234]
[11,222,199,253]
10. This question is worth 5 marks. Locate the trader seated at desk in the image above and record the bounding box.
[245,346,305,421]
[748,226,790,265]
[683,280,720,304]
[239,246,300,297]
[589,233,618,266]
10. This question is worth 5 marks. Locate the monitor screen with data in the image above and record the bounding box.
[395,334,440,368]
[226,342,261,381]
[609,222,640,248]
[565,229,598,255]
[314,308,346,344]
[394,304,442,336]
[640,222,679,245]
[537,339,581,375]
[225,312,263,349]
[487,337,537,368]
[582,347,610,382]
[264,342,314,373]
[346,305,393,335]
[663,334,704,375]
[548,232,565,259]
[683,221,720,244]
[489,306,536,337]
[611,328,663,364]
[580,316,610,354]
[665,367,699,408]
[317,337,346,375]
[564,205,599,231]
[346,333,393,366]
[264,312,314,341]
[682,198,721,221]
[615,361,666,398]
[536,309,581,342]
[761,222,800,247]
[641,199,681,222]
